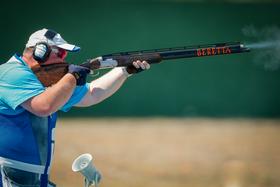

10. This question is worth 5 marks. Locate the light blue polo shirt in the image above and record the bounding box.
[0,54,89,115]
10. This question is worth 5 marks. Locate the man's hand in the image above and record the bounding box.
[126,60,150,74]
[68,64,91,86]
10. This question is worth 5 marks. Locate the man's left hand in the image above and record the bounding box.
[126,60,150,74]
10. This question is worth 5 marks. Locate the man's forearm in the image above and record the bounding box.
[43,73,77,112]
[22,73,77,116]
[88,67,129,105]
[76,60,150,107]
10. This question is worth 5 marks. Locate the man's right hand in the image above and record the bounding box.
[68,64,91,86]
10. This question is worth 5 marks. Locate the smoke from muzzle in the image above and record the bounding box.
[242,25,280,70]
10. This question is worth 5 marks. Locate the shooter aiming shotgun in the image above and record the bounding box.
[32,42,250,87]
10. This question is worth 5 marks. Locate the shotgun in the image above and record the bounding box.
[32,42,250,87]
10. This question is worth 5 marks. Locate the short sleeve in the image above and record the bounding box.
[60,83,90,112]
[0,62,45,110]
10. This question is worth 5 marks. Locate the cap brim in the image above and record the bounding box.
[57,43,80,52]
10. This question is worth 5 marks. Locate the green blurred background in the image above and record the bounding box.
[1,0,280,118]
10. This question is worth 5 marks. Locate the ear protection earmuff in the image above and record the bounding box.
[32,29,58,63]
[33,42,51,63]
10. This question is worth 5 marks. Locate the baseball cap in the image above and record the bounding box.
[26,28,80,52]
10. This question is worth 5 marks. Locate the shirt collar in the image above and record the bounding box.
[13,53,28,66]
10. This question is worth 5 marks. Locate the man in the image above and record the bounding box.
[0,28,150,187]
